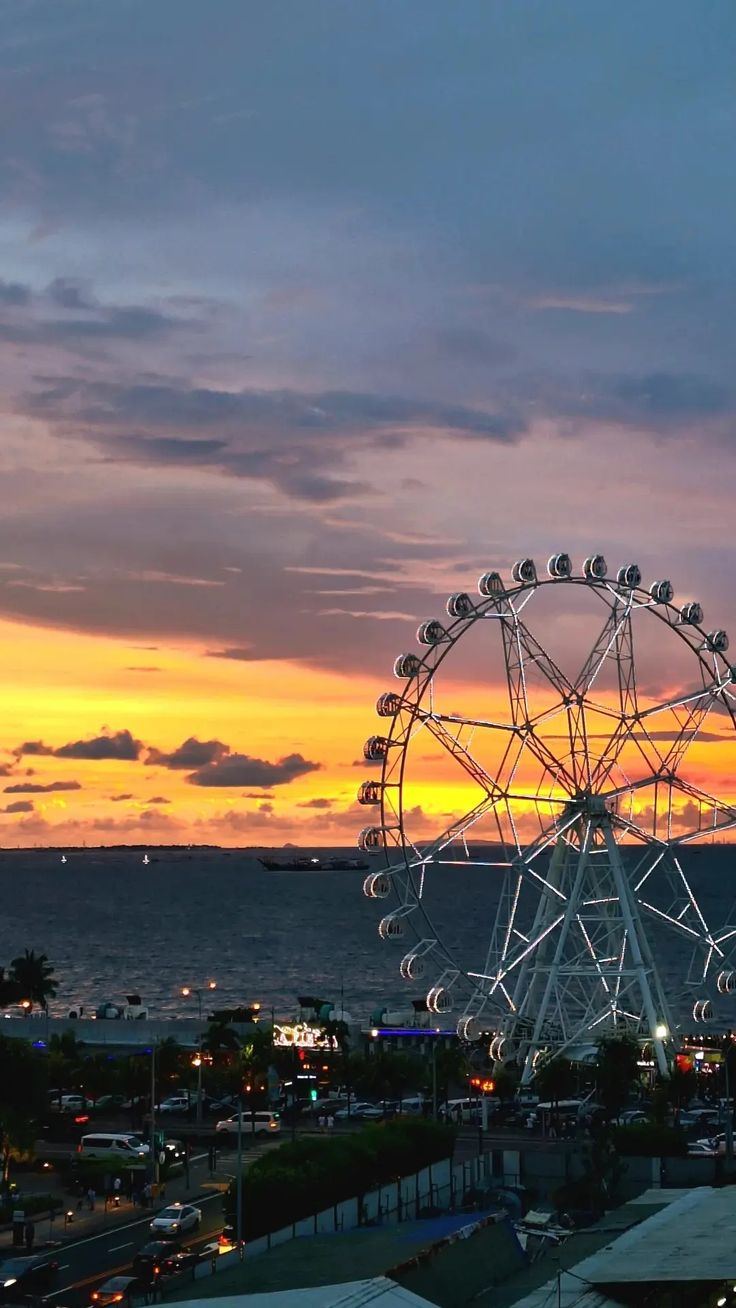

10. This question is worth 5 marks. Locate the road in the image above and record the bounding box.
[6,1142,273,1308]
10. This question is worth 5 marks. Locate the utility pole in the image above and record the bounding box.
[431,1040,438,1122]
[235,1093,243,1247]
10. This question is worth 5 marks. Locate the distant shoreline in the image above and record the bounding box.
[0,843,360,852]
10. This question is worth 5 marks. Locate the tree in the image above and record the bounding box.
[595,1035,641,1121]
[493,1066,520,1103]
[9,950,57,1012]
[533,1057,577,1134]
[0,1035,48,1190]
[0,967,20,1009]
[535,1057,576,1104]
[47,1030,85,1107]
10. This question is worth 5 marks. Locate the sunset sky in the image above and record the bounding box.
[1,1,736,847]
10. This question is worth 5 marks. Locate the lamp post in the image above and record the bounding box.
[181,982,216,1124]
[150,1043,159,1187]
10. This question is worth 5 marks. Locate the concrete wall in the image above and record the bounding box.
[4,1016,261,1048]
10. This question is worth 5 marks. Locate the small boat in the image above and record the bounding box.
[61,855,67,864]
[142,854,150,865]
[259,856,369,872]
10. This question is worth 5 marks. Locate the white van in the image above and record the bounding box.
[215,1111,281,1140]
[78,1133,149,1160]
[439,1098,481,1124]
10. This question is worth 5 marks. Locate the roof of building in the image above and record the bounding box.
[168,1278,435,1307]
[574,1185,736,1284]
[167,1213,513,1305]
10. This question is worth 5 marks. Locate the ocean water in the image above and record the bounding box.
[0,845,734,1028]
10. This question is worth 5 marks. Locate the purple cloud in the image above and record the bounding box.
[189,752,320,788]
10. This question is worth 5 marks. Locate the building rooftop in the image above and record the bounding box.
[574,1185,736,1285]
[168,1278,434,1307]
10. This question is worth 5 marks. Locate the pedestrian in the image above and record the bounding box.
[143,1181,152,1209]
[24,1220,35,1252]
[87,1186,96,1211]
[327,1113,335,1131]
[113,1176,122,1208]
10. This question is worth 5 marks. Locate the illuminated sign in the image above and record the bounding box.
[273,1023,335,1050]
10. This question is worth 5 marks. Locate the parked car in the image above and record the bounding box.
[94,1094,129,1112]
[50,1093,92,1112]
[215,1111,280,1140]
[0,1253,59,1301]
[156,1096,191,1115]
[90,1275,141,1305]
[150,1203,201,1236]
[334,1101,383,1120]
[688,1141,717,1156]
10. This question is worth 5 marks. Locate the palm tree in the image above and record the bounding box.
[9,950,57,1012]
[202,1021,241,1059]
[0,968,20,1010]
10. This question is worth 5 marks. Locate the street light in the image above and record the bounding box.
[654,1024,668,1041]
[181,982,217,1123]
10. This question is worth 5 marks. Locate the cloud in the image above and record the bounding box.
[3,780,81,793]
[125,665,161,673]
[297,797,333,809]
[206,647,254,662]
[54,730,143,760]
[607,373,731,422]
[15,732,142,761]
[47,277,98,310]
[16,741,55,757]
[0,281,198,352]
[145,795,170,804]
[110,793,134,802]
[23,378,525,503]
[3,800,34,813]
[189,752,321,787]
[147,736,229,769]
[0,279,31,306]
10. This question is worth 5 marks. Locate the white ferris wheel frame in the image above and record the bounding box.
[357,554,736,1082]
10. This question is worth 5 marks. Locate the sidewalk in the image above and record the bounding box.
[0,1156,224,1251]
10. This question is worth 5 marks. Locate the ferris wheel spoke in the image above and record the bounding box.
[499,605,572,721]
[408,792,505,868]
[413,707,519,734]
[587,607,670,789]
[667,777,736,844]
[419,713,505,795]
[635,680,727,776]
[573,591,631,695]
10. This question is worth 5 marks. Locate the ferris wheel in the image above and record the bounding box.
[357,553,736,1082]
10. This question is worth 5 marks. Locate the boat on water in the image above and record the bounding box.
[259,855,369,872]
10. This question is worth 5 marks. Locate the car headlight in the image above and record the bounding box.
[3,1278,17,1288]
